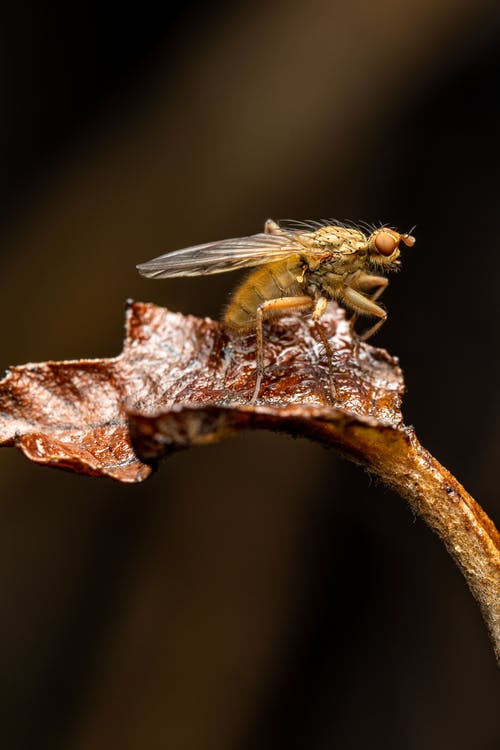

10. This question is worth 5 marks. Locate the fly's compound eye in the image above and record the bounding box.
[374,230,399,256]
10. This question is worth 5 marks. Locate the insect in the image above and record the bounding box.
[137,219,415,403]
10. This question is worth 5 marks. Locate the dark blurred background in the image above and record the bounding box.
[1,1,500,748]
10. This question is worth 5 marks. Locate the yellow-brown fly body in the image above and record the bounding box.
[137,219,415,402]
[224,255,304,331]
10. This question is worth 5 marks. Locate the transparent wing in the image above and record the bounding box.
[137,232,311,279]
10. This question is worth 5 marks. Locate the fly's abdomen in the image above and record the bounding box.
[224,256,303,331]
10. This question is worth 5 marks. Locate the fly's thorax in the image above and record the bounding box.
[299,227,370,280]
[304,269,342,301]
[303,254,366,300]
[303,225,368,254]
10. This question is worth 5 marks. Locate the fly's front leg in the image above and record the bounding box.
[352,272,389,301]
[252,295,313,404]
[347,273,389,348]
[341,286,387,342]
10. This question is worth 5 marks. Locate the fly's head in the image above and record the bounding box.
[366,228,415,271]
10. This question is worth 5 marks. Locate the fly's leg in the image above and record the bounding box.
[264,219,281,234]
[341,286,387,342]
[252,295,313,404]
[311,296,337,402]
[353,273,389,301]
[358,314,387,341]
[347,274,389,351]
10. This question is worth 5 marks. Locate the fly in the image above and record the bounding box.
[137,219,415,403]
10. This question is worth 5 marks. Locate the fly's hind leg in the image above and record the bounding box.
[252,295,312,404]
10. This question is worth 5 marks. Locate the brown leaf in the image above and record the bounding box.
[1,300,499,663]
[0,300,403,481]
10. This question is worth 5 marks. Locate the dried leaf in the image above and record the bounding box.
[0,300,402,481]
[0,300,499,663]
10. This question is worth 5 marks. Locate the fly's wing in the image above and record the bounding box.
[137,232,312,279]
